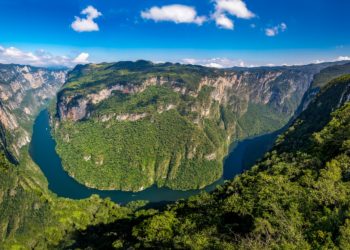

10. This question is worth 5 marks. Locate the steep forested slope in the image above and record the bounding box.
[64,75,350,249]
[53,61,336,191]
[0,64,131,249]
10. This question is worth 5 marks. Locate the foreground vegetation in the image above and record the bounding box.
[0,146,132,248]
[59,75,350,249]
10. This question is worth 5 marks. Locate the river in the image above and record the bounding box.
[29,109,279,204]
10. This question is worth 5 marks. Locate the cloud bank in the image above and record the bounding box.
[182,58,247,68]
[0,45,89,67]
[337,56,350,61]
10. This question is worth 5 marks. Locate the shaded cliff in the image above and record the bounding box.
[0,64,66,157]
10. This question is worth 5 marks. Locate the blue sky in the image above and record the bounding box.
[0,0,349,67]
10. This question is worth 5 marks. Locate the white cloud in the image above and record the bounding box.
[313,59,325,64]
[265,28,277,37]
[0,46,40,63]
[71,6,102,32]
[73,53,90,64]
[212,0,254,30]
[215,0,255,19]
[214,14,234,30]
[182,58,246,68]
[336,56,350,61]
[0,45,89,67]
[140,1,254,30]
[265,22,287,37]
[280,22,287,31]
[141,5,206,25]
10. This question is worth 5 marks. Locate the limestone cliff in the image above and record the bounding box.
[0,64,66,157]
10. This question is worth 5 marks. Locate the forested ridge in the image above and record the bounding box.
[59,75,350,249]
[53,60,323,192]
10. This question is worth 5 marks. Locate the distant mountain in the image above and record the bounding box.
[52,60,346,191]
[298,62,350,112]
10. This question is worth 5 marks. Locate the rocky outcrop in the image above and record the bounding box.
[0,64,66,157]
[116,113,148,122]
[57,76,186,121]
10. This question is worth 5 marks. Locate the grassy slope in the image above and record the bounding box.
[63,75,350,249]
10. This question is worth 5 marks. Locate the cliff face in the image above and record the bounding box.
[53,61,347,191]
[0,64,66,157]
[57,68,313,123]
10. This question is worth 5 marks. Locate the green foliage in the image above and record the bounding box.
[54,62,300,192]
[55,62,233,191]
[0,152,131,249]
[55,102,224,191]
[237,103,289,138]
[61,75,350,249]
[61,60,220,96]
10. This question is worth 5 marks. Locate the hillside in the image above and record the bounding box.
[53,60,330,191]
[62,75,350,249]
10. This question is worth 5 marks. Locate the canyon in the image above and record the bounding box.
[52,60,350,191]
